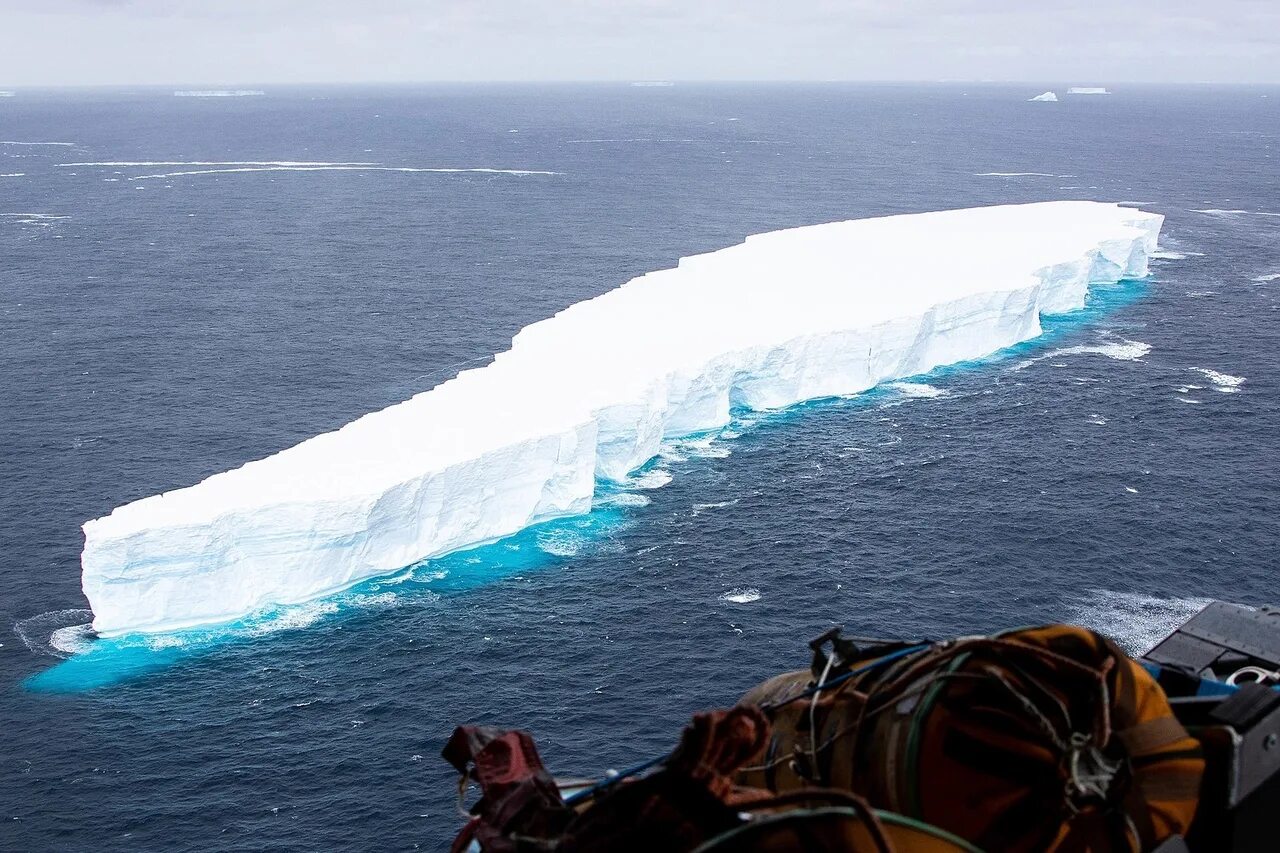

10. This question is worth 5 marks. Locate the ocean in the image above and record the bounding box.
[1,84,1277,851]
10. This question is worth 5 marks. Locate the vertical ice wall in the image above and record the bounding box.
[81,201,1163,636]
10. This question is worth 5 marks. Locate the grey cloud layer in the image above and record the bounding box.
[2,1,1278,85]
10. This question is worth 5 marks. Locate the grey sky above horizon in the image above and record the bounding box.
[2,1,1279,87]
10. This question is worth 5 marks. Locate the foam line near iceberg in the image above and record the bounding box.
[80,201,1164,637]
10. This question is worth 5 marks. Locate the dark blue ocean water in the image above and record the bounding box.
[2,84,1278,851]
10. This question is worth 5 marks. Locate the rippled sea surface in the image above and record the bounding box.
[2,84,1278,850]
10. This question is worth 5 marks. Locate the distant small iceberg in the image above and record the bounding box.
[1068,87,1111,95]
[173,89,265,98]
[0,91,15,98]
[1028,91,1058,102]
[631,81,674,87]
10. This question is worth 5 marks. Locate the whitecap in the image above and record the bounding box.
[1191,367,1245,393]
[599,492,651,508]
[720,588,761,604]
[13,609,96,658]
[1012,338,1151,370]
[59,160,378,167]
[1067,590,1212,656]
[0,173,23,178]
[0,140,76,146]
[173,90,265,97]
[1184,290,1216,298]
[1251,273,1280,283]
[124,165,559,180]
[535,529,584,557]
[886,381,948,399]
[1151,251,1204,260]
[692,499,739,515]
[246,602,339,636]
[974,172,1055,177]
[627,468,673,490]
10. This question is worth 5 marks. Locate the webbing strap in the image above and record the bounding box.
[1114,716,1189,756]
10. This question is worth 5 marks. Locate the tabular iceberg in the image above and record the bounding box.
[81,202,1163,637]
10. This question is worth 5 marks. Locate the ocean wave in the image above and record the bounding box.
[1012,337,1151,370]
[692,499,739,515]
[245,602,340,637]
[13,610,96,658]
[59,160,378,167]
[720,588,761,604]
[173,90,265,97]
[124,165,560,180]
[535,528,586,557]
[1068,590,1213,656]
[1191,208,1280,218]
[973,172,1056,177]
[0,172,23,177]
[626,468,673,490]
[599,492,652,508]
[886,381,948,399]
[1191,367,1245,393]
[0,140,76,146]
[1252,272,1280,283]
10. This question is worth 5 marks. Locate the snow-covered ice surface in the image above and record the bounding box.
[80,201,1163,637]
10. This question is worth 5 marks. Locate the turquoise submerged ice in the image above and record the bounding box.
[81,201,1163,636]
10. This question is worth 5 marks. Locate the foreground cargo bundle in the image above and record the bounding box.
[81,202,1162,636]
[445,603,1280,852]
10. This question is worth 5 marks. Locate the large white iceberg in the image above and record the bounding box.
[1029,92,1059,102]
[81,201,1163,636]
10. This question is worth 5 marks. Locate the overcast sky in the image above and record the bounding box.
[2,0,1279,87]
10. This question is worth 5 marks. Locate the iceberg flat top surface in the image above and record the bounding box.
[89,202,1152,536]
[81,201,1163,635]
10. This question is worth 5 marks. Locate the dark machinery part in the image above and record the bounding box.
[1143,601,1280,853]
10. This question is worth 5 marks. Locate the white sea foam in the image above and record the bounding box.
[78,201,1165,636]
[600,492,652,508]
[59,160,378,167]
[536,529,585,557]
[1185,290,1216,298]
[1013,337,1152,371]
[974,172,1056,177]
[246,602,339,636]
[125,165,559,180]
[886,381,948,399]
[1251,273,1280,283]
[1192,208,1280,218]
[627,468,674,490]
[1069,590,1212,656]
[13,610,96,659]
[1151,250,1203,260]
[720,588,761,604]
[692,499,739,515]
[174,90,265,97]
[1,140,76,146]
[1191,367,1245,392]
[0,173,24,178]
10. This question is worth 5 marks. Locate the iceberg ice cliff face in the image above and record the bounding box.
[81,202,1163,636]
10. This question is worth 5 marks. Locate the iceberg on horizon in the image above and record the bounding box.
[1068,87,1111,95]
[81,201,1164,637]
[1029,92,1059,102]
